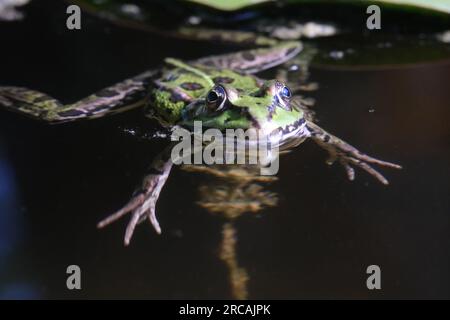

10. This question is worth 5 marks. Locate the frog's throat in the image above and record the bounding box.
[164,58,214,87]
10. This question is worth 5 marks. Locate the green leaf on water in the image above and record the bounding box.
[188,0,450,14]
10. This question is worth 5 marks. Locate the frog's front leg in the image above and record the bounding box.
[0,70,157,123]
[97,146,173,245]
[305,121,401,185]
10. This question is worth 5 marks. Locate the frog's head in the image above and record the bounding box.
[180,79,305,144]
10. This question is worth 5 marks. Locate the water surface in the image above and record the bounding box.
[0,0,449,299]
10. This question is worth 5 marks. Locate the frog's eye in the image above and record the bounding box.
[275,83,292,111]
[280,85,291,99]
[206,85,226,110]
[207,91,219,103]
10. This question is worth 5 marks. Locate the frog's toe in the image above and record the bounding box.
[97,150,172,245]
[97,191,162,246]
[307,121,401,185]
[344,156,390,185]
[338,158,355,181]
[124,203,159,246]
[97,194,144,229]
[124,200,161,246]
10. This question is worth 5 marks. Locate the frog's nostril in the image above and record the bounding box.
[251,88,266,98]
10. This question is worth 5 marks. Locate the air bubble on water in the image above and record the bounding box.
[123,127,137,136]
[120,4,142,19]
[187,15,202,25]
[288,64,299,72]
[121,126,168,140]
[329,50,344,60]
[152,131,169,139]
[437,30,450,43]
[302,22,337,38]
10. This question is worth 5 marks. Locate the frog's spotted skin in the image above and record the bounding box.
[0,70,156,123]
[195,41,302,74]
[148,64,264,126]
[0,37,401,245]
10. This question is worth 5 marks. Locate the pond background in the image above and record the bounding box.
[0,0,449,299]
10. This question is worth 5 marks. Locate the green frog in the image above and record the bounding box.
[0,36,401,245]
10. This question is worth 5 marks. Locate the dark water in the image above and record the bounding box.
[0,1,449,299]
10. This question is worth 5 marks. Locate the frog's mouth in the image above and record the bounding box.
[179,103,307,149]
[267,118,307,142]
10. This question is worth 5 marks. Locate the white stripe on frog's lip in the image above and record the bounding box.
[267,118,308,146]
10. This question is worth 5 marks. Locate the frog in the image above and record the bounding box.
[0,34,401,245]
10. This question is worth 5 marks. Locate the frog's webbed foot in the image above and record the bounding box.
[97,154,173,246]
[306,121,401,185]
[97,189,160,246]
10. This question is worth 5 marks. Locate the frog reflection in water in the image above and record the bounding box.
[0,29,401,247]
[183,164,278,300]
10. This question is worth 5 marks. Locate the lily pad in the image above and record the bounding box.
[189,0,450,14]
